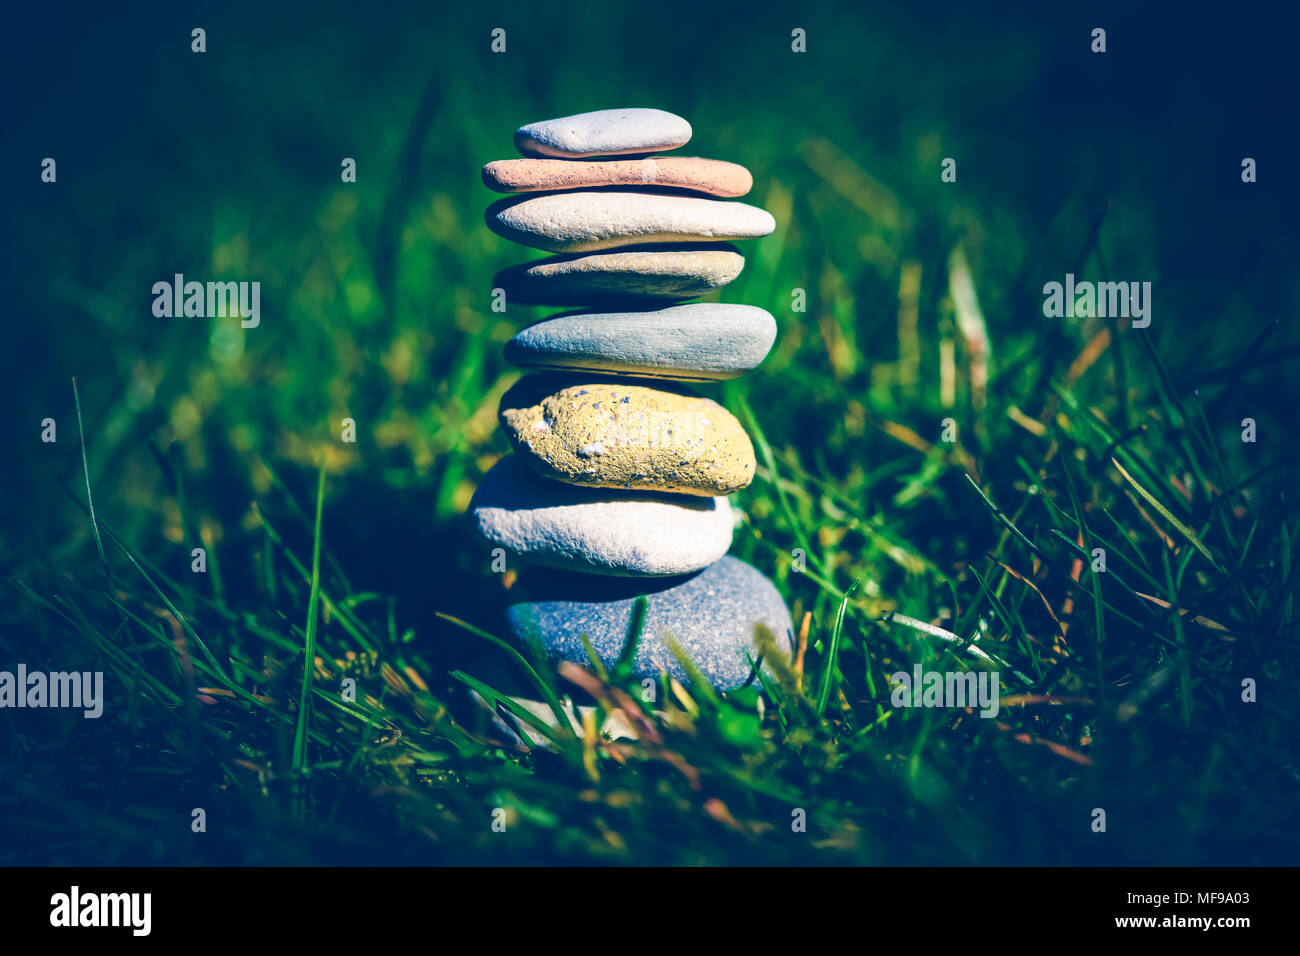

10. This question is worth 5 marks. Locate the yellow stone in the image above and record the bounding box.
[499,378,755,496]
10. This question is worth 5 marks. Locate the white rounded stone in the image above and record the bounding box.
[487,191,776,253]
[470,455,734,576]
[515,108,691,158]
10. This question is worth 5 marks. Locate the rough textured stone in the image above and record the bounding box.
[499,376,756,496]
[514,108,691,158]
[505,557,794,690]
[482,157,752,197]
[487,192,776,253]
[470,454,734,576]
[494,246,745,304]
[505,304,776,381]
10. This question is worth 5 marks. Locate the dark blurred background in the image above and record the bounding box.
[5,0,1295,576]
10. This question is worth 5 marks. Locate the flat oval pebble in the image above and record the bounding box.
[505,304,776,381]
[506,556,794,690]
[487,192,776,253]
[470,455,733,576]
[500,377,756,496]
[514,108,691,158]
[482,157,752,197]
[494,246,744,304]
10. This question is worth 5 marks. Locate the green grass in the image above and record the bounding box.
[9,297,1296,864]
[4,2,1299,865]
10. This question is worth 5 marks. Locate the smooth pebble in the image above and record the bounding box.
[470,454,734,576]
[487,191,776,253]
[494,246,744,303]
[482,156,751,197]
[505,303,776,380]
[506,556,794,690]
[514,108,691,158]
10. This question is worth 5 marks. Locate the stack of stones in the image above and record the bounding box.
[470,109,793,727]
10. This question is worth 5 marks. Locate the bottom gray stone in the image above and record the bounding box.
[505,556,793,690]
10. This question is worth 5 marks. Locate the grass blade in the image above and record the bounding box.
[614,594,648,676]
[451,671,568,746]
[292,463,326,783]
[964,474,1045,561]
[1111,458,1222,572]
[815,577,859,718]
[436,612,575,739]
[71,379,111,579]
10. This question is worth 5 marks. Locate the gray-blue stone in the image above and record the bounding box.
[504,303,777,381]
[506,556,793,690]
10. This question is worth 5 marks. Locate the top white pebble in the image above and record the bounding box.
[515,108,692,158]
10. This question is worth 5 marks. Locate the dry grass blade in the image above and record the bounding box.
[1111,458,1221,571]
